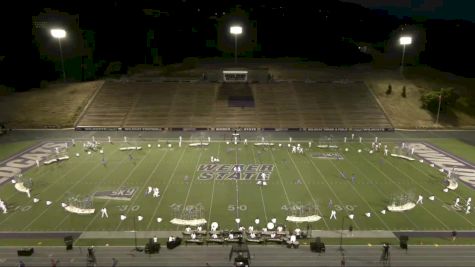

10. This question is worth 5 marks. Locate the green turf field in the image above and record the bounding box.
[0,137,474,233]
[0,140,38,161]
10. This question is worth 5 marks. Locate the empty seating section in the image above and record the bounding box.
[76,81,392,129]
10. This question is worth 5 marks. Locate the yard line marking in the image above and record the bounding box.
[385,155,475,228]
[235,145,240,222]
[323,154,393,230]
[112,149,169,231]
[258,187,269,223]
[302,151,361,229]
[268,150,293,205]
[340,152,419,229]
[70,147,154,232]
[286,151,331,229]
[250,145,268,222]
[357,151,450,230]
[146,146,188,229]
[268,149,299,228]
[22,147,126,230]
[175,150,204,230]
[207,142,222,226]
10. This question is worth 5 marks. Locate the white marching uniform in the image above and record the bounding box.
[0,200,7,214]
[330,210,336,220]
[101,208,109,218]
[153,188,160,198]
[416,195,423,204]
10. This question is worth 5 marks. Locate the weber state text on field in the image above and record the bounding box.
[197,164,274,180]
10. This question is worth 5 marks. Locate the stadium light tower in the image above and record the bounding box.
[399,36,412,74]
[51,28,67,82]
[230,26,243,64]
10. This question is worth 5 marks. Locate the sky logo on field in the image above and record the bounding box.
[94,187,137,201]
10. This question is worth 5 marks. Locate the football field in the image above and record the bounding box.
[1,135,475,234]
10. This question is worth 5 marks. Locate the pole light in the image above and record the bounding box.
[399,36,412,74]
[50,29,67,82]
[230,26,242,64]
[436,93,442,125]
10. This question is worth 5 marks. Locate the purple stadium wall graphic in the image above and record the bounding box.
[0,142,68,185]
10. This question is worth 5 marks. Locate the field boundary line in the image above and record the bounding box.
[0,141,44,165]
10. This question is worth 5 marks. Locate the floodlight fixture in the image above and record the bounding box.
[50,28,67,82]
[230,26,243,64]
[399,36,412,45]
[230,26,243,35]
[399,36,412,75]
[50,29,66,39]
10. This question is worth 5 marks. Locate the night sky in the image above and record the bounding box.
[342,0,475,22]
[0,0,473,90]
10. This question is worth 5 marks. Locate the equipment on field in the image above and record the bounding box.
[17,248,34,256]
[399,235,408,250]
[64,236,74,250]
[229,243,251,266]
[167,236,182,249]
[145,238,160,254]
[310,237,325,253]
